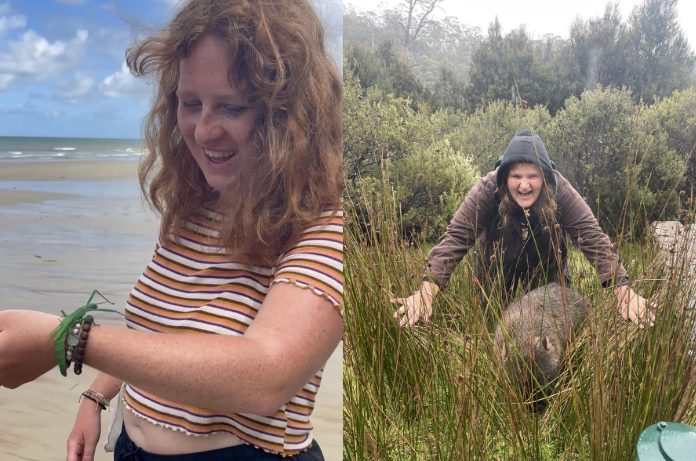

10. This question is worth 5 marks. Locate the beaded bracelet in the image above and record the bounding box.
[64,321,80,368]
[72,316,94,375]
[50,290,119,377]
[80,389,109,411]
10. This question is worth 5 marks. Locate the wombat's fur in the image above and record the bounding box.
[493,283,590,410]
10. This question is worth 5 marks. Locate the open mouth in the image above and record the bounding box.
[203,149,237,164]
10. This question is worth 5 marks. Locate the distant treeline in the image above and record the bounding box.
[344,0,696,242]
[345,0,695,112]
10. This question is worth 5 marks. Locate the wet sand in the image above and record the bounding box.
[0,160,342,460]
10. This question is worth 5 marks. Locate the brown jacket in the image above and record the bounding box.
[424,169,627,290]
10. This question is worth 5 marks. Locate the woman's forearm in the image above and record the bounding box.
[83,288,343,416]
[84,327,287,414]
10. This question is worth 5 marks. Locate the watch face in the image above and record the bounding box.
[67,334,80,347]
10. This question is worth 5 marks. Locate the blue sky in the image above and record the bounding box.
[0,0,342,139]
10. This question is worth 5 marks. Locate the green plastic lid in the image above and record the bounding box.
[636,421,696,461]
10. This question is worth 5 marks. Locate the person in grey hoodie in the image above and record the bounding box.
[392,130,654,327]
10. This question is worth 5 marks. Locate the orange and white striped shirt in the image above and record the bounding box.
[122,208,343,456]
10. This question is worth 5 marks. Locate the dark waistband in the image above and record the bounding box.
[115,425,323,461]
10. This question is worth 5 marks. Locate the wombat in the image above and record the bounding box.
[493,282,590,410]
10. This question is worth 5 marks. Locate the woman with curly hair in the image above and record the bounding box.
[0,1,342,459]
[393,130,654,327]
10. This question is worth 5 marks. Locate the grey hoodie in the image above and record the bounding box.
[496,129,556,192]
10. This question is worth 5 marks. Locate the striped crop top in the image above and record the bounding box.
[122,207,343,456]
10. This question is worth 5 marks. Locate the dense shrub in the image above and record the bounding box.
[546,88,631,233]
[391,139,479,241]
[545,86,685,236]
[344,70,434,182]
[638,88,696,193]
[447,100,552,173]
[344,67,479,240]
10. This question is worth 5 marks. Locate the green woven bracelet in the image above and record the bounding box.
[50,290,120,377]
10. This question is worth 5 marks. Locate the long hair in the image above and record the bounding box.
[127,0,343,264]
[490,165,566,301]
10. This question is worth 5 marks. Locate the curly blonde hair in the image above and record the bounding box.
[127,0,342,264]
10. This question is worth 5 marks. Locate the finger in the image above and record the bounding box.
[634,308,646,327]
[395,305,406,324]
[398,312,408,327]
[634,308,655,328]
[619,308,629,322]
[392,304,407,319]
[649,303,657,326]
[399,309,416,327]
[408,307,425,326]
[390,298,404,305]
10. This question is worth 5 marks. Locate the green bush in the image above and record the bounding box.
[638,88,696,194]
[344,67,480,241]
[544,86,684,236]
[447,100,552,173]
[546,87,636,232]
[391,139,479,241]
[344,69,435,182]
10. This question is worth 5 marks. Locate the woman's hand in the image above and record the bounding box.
[614,285,656,327]
[391,281,439,327]
[0,310,59,388]
[66,398,103,461]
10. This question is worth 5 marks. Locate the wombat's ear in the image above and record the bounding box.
[500,341,507,360]
[540,336,551,351]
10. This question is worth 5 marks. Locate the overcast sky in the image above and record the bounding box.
[345,0,696,46]
[0,0,341,139]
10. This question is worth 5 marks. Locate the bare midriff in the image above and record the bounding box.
[123,406,245,455]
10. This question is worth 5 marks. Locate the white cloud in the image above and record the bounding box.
[0,13,26,35]
[99,61,150,99]
[0,2,26,36]
[0,29,88,85]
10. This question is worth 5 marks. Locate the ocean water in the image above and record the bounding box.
[0,136,144,201]
[0,136,144,161]
[0,180,141,199]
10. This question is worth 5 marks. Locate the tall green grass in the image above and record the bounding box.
[344,176,696,460]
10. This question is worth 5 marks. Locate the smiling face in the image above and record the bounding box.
[176,34,260,201]
[506,162,544,209]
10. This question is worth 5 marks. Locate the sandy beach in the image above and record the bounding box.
[0,160,342,460]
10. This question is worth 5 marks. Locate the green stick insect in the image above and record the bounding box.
[50,290,121,376]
